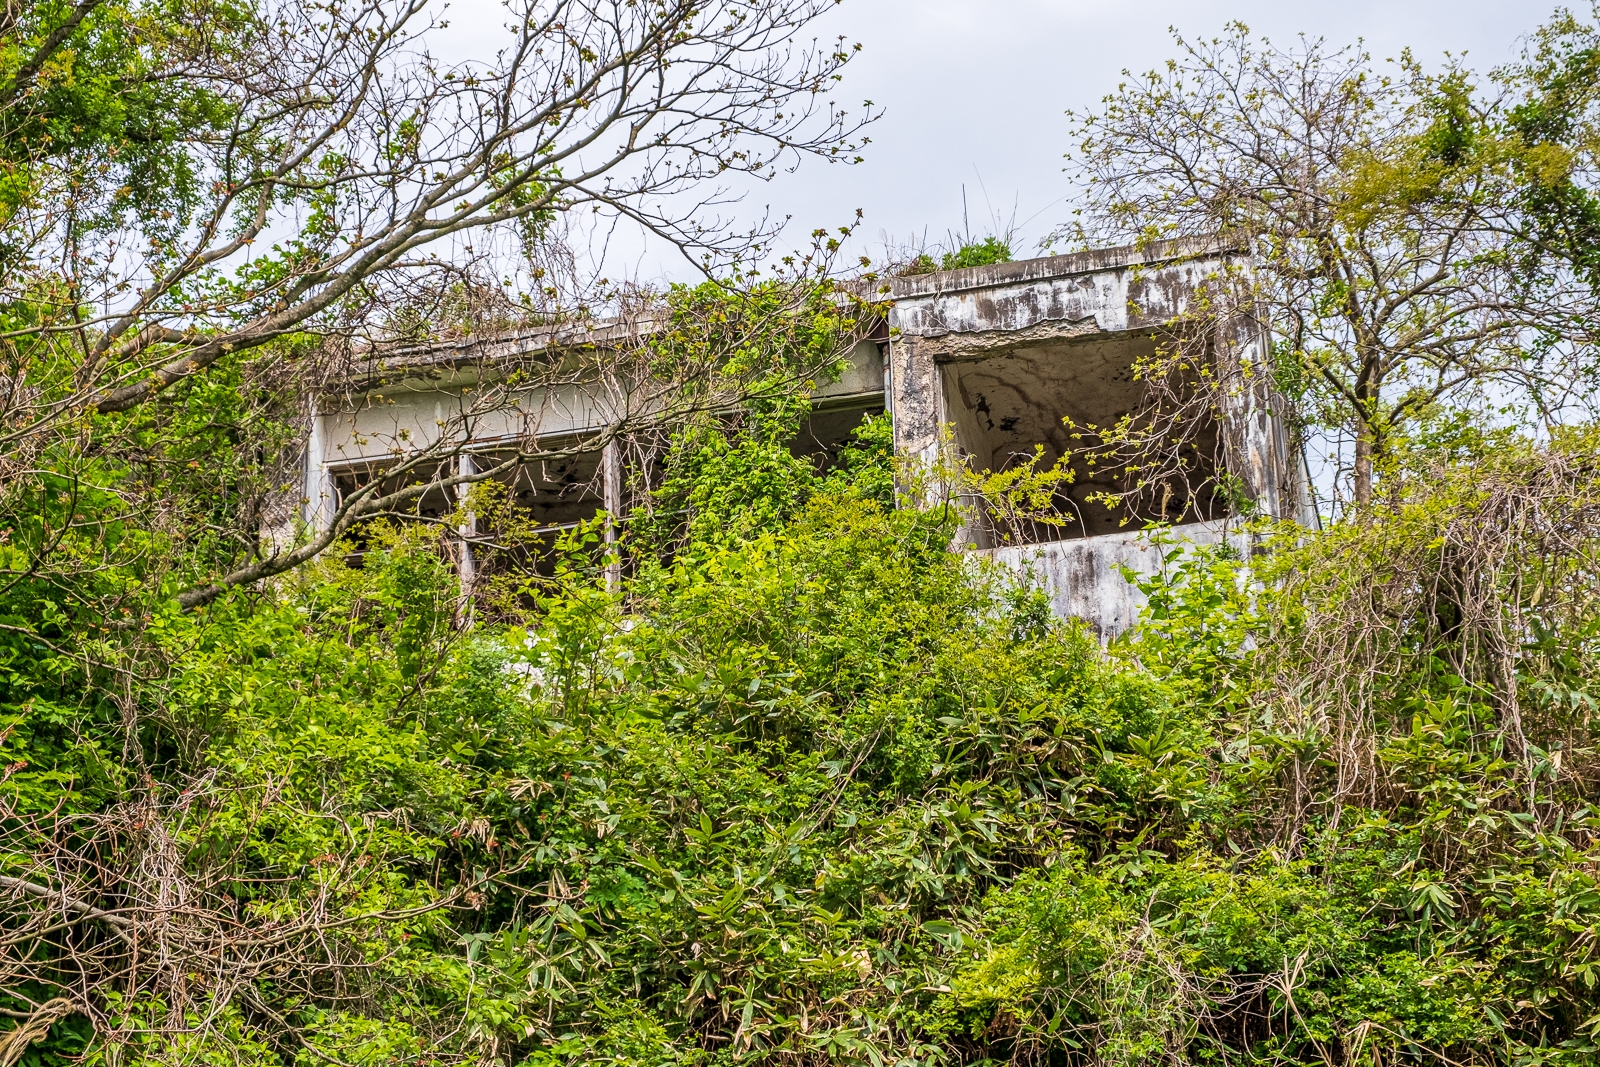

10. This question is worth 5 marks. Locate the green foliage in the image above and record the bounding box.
[943,843,1507,1065]
[12,9,1600,1065]
[1501,11,1600,287]
[939,238,1012,271]
[1021,429,1600,1066]
[18,341,1600,1066]
[5,412,1184,1065]
[0,0,244,247]
[899,237,1013,276]
[638,342,896,552]
[16,360,1600,1067]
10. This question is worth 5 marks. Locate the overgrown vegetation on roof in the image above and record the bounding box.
[900,236,1015,276]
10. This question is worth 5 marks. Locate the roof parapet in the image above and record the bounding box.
[886,235,1246,300]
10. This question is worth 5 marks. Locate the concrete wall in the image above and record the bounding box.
[984,521,1236,641]
[880,238,1302,637]
[317,338,885,466]
[885,239,1300,513]
[303,339,887,534]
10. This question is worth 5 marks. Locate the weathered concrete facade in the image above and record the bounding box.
[881,238,1307,636]
[305,238,1306,637]
[302,326,886,536]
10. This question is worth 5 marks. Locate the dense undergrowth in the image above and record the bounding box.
[10,406,1600,1067]
[16,0,1600,1060]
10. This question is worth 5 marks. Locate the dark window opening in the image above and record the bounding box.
[329,462,459,566]
[490,445,606,531]
[462,440,611,589]
[791,395,885,472]
[332,463,456,523]
[943,335,1223,546]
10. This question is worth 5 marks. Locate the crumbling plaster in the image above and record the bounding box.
[989,521,1242,640]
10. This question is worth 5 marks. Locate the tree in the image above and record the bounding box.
[0,0,877,610]
[1061,22,1599,508]
[1500,11,1600,279]
[4,0,870,406]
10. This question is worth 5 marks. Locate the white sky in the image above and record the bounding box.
[443,0,1552,282]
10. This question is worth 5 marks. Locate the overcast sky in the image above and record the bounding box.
[777,1,1543,265]
[449,0,1555,282]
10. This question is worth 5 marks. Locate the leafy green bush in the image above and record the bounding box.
[940,238,1013,271]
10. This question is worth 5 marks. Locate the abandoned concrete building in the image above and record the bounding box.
[304,238,1309,637]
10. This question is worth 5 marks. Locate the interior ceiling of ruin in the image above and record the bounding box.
[943,334,1154,471]
[943,332,1219,540]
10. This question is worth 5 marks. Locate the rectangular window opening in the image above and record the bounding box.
[791,394,885,472]
[328,461,458,566]
[941,333,1224,547]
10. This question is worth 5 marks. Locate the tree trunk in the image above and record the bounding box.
[1353,430,1373,507]
[1352,369,1378,507]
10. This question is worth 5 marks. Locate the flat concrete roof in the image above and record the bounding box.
[343,236,1244,383]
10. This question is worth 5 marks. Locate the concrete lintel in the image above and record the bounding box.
[913,317,1106,363]
[889,254,1236,343]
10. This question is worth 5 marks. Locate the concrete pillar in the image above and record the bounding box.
[886,322,959,518]
[455,452,477,601]
[885,332,943,466]
[602,437,623,593]
[1212,301,1309,524]
[302,413,337,534]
